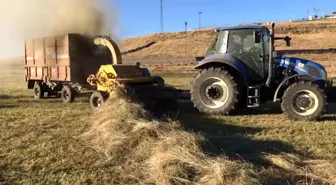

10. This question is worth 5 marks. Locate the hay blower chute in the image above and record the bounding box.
[87,36,184,110]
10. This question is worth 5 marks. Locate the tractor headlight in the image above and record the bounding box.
[321,70,327,80]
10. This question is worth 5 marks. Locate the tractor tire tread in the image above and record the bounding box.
[281,80,327,121]
[190,67,239,115]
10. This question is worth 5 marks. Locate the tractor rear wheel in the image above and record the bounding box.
[281,81,327,121]
[191,67,239,115]
[61,85,75,103]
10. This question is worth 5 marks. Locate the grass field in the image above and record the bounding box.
[1,59,336,184]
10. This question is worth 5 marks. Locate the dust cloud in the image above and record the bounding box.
[0,0,120,59]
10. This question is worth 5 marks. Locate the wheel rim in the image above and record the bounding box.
[292,90,319,116]
[199,77,229,109]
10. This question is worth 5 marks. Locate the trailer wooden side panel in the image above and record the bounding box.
[25,33,112,84]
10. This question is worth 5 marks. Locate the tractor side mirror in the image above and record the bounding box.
[254,31,261,43]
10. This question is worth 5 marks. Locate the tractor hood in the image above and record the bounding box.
[274,55,327,80]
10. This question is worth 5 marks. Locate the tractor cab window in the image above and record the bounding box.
[227,33,243,53]
[243,34,258,51]
[227,30,261,53]
[228,29,266,80]
[227,30,263,55]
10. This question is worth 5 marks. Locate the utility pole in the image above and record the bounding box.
[160,0,164,33]
[198,12,202,30]
[313,7,317,19]
[185,21,188,57]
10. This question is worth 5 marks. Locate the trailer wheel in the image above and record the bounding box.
[281,81,327,121]
[190,67,239,115]
[33,83,44,99]
[90,91,106,109]
[61,85,75,103]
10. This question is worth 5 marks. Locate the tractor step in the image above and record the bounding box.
[247,85,262,108]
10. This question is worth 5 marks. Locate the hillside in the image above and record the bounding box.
[119,19,336,59]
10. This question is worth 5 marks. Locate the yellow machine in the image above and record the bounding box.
[87,64,154,92]
[86,36,180,110]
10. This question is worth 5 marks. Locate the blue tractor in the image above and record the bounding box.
[190,23,334,121]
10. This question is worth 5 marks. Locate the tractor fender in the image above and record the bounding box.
[195,54,249,83]
[273,74,316,102]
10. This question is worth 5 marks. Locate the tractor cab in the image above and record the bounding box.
[206,25,272,83]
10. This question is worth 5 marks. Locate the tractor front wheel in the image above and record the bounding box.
[191,67,239,115]
[281,81,327,121]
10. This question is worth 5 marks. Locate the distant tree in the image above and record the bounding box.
[333,11,336,15]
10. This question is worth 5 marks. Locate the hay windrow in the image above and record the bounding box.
[81,92,259,185]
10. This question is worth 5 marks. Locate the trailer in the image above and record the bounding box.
[24,33,112,103]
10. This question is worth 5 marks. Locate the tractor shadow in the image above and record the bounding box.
[162,101,313,166]
[235,102,283,115]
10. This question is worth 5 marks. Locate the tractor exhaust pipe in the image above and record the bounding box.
[94,36,123,65]
[266,23,275,87]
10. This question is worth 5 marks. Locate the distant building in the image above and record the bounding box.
[325,11,336,19]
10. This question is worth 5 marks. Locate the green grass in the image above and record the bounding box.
[1,65,336,184]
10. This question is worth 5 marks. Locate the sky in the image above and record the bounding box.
[0,0,335,59]
[116,0,336,39]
